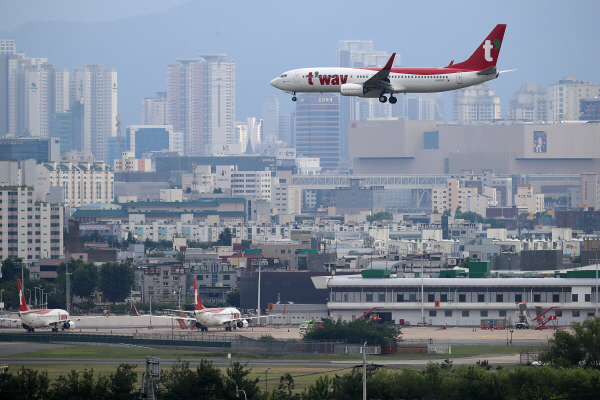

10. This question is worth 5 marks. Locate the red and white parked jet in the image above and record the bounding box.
[0,280,103,332]
[162,278,283,332]
[270,24,509,104]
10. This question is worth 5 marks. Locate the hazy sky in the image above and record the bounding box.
[2,0,600,125]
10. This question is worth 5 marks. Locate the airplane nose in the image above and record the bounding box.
[270,78,278,88]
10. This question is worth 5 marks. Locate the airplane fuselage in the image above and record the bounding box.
[19,308,74,330]
[271,67,496,97]
[193,307,242,327]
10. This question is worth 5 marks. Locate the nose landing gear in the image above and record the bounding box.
[292,93,297,102]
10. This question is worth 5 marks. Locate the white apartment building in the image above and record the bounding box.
[36,162,114,207]
[453,84,501,122]
[548,76,600,121]
[514,184,544,214]
[580,173,599,209]
[167,55,235,156]
[113,152,152,172]
[273,178,302,215]
[181,165,215,194]
[141,92,167,125]
[70,64,118,161]
[509,83,548,122]
[432,180,477,214]
[228,170,272,201]
[0,185,63,261]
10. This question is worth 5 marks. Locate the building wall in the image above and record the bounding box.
[549,77,600,121]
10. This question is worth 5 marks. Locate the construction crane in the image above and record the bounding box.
[115,113,122,160]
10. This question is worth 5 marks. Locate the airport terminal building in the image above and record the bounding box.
[315,273,599,327]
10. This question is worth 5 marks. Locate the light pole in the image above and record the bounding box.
[35,287,40,306]
[362,341,367,400]
[265,367,271,393]
[1,289,4,303]
[27,289,32,305]
[509,326,514,346]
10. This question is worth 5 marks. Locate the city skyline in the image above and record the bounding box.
[1,0,599,128]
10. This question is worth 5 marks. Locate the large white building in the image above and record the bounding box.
[70,64,118,161]
[453,84,501,122]
[167,55,235,156]
[141,92,167,125]
[36,162,114,207]
[509,83,548,122]
[432,180,477,214]
[0,185,63,261]
[548,76,600,121]
[229,170,272,201]
[514,184,544,214]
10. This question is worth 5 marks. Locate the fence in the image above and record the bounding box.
[333,345,380,355]
[519,351,540,365]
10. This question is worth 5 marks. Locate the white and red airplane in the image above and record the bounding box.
[0,280,103,332]
[270,24,509,104]
[161,278,283,332]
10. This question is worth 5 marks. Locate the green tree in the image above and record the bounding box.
[366,211,392,222]
[107,364,138,400]
[303,318,401,345]
[226,289,241,308]
[176,251,185,262]
[223,361,260,400]
[217,227,233,247]
[278,373,300,399]
[539,316,600,369]
[99,261,135,303]
[0,366,50,400]
[68,259,99,299]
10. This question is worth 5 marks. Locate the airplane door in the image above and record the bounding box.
[456,73,462,84]
[294,71,300,83]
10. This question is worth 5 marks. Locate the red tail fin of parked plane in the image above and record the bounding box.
[193,278,205,311]
[450,24,506,70]
[17,279,31,312]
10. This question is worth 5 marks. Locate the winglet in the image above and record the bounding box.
[18,279,31,312]
[193,278,205,311]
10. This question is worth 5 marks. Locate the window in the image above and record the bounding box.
[572,294,579,302]
[397,293,404,302]
[223,275,230,280]
[534,294,541,302]
[588,312,595,317]
[428,294,435,302]
[445,310,452,317]
[429,310,437,317]
[459,294,466,303]
[481,311,488,317]
[552,294,560,303]
[499,310,506,317]
[555,310,562,317]
[496,294,503,302]
[366,293,373,302]
[478,294,485,303]
[197,275,203,281]
[378,293,385,302]
[462,310,469,317]
[515,294,522,303]
[163,270,169,276]
[440,293,447,302]
[409,293,417,302]
[585,294,591,302]
[573,310,580,317]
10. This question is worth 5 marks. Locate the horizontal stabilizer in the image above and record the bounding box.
[477,66,497,76]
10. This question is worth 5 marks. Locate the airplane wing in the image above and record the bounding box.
[363,53,397,94]
[151,314,197,322]
[0,317,21,323]
[162,309,197,315]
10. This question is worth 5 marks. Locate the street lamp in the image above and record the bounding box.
[35,287,41,306]
[265,367,271,393]
[509,326,514,346]
[27,289,32,305]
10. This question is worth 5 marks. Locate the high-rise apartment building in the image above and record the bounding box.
[278,113,293,147]
[509,83,548,122]
[548,76,600,121]
[295,94,340,171]
[406,95,443,121]
[126,125,177,158]
[0,185,63,261]
[337,40,401,159]
[141,92,167,125]
[453,84,501,122]
[70,64,118,162]
[432,180,477,214]
[167,55,235,156]
[262,95,280,143]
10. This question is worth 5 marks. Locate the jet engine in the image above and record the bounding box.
[237,320,249,329]
[340,83,367,97]
[63,321,75,330]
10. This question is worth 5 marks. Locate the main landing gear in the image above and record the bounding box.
[379,94,397,104]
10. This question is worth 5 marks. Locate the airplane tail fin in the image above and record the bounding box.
[18,279,31,312]
[193,278,205,311]
[452,24,506,71]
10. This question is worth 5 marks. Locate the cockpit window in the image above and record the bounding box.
[280,74,287,78]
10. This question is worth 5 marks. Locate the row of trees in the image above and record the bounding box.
[0,257,135,310]
[302,319,401,345]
